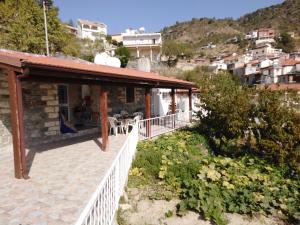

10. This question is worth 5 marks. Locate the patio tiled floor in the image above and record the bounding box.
[0,133,128,225]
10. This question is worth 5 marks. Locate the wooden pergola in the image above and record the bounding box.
[0,50,196,179]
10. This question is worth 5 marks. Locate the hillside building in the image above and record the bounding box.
[77,19,107,41]
[112,28,162,62]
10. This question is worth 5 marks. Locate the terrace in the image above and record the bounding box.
[0,50,195,225]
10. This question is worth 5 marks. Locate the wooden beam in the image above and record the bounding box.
[7,70,28,179]
[171,88,176,114]
[145,87,151,138]
[188,88,192,111]
[100,86,108,151]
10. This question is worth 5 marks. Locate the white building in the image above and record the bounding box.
[77,19,107,41]
[151,89,199,120]
[120,28,162,62]
[245,30,258,40]
[211,60,227,73]
[251,44,281,60]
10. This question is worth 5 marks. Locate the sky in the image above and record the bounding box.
[54,0,284,34]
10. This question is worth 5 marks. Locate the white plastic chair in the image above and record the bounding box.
[127,115,140,133]
[120,110,129,117]
[133,111,144,119]
[108,117,122,136]
[113,114,122,119]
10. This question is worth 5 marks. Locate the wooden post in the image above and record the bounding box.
[7,70,28,179]
[100,86,108,151]
[145,87,151,138]
[188,88,192,121]
[171,88,176,114]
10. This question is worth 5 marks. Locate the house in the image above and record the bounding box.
[245,30,258,40]
[258,28,276,40]
[111,33,123,43]
[251,44,281,59]
[64,24,78,36]
[244,60,261,85]
[0,49,195,180]
[77,19,107,41]
[278,59,300,83]
[151,88,199,119]
[210,60,227,73]
[121,28,162,62]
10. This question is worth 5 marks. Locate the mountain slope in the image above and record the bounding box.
[238,0,300,34]
[161,0,300,56]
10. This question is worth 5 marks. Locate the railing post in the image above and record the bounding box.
[100,86,108,151]
[188,88,192,122]
[145,87,151,138]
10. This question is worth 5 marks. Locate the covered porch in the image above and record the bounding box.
[0,50,196,225]
[0,50,195,180]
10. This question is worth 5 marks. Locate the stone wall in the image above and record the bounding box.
[108,86,145,115]
[0,69,12,147]
[22,82,60,144]
[0,77,147,147]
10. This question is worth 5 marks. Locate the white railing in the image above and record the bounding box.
[138,111,191,140]
[75,123,139,225]
[75,111,193,225]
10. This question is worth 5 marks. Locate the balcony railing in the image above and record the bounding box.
[74,111,192,225]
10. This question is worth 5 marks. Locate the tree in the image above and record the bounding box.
[79,38,105,62]
[275,32,296,53]
[162,40,194,67]
[0,0,79,56]
[115,46,130,68]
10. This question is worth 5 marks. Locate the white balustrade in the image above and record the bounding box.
[75,111,192,225]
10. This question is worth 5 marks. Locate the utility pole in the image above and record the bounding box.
[43,0,50,56]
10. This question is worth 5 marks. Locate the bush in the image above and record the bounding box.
[129,130,300,225]
[195,72,300,172]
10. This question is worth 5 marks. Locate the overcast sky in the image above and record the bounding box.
[54,0,284,34]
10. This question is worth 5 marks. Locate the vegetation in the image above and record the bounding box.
[80,38,105,62]
[162,0,300,56]
[275,32,296,53]
[115,46,130,68]
[129,130,300,225]
[0,0,80,56]
[162,40,194,66]
[193,72,300,172]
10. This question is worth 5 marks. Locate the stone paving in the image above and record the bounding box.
[0,133,128,225]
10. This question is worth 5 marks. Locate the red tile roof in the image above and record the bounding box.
[281,59,300,67]
[0,50,195,88]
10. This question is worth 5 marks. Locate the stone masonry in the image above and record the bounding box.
[108,86,145,115]
[22,82,60,144]
[0,69,12,147]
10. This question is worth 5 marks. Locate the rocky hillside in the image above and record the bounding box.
[161,0,300,56]
[238,0,300,34]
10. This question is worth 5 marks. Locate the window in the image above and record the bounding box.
[58,85,69,120]
[126,87,135,103]
[91,26,98,30]
[83,24,90,29]
[152,39,156,44]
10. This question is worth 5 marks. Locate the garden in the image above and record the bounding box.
[119,73,300,225]
[126,129,299,225]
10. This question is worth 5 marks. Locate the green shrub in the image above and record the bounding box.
[129,130,300,225]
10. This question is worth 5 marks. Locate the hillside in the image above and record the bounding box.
[161,0,300,56]
[238,0,300,34]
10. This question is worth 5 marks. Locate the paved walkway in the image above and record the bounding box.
[0,133,128,225]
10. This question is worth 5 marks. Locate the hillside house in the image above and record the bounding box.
[77,19,107,41]
[251,44,281,59]
[0,49,195,180]
[115,28,162,62]
[258,28,276,40]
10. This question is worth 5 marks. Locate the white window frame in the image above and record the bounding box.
[58,84,70,120]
